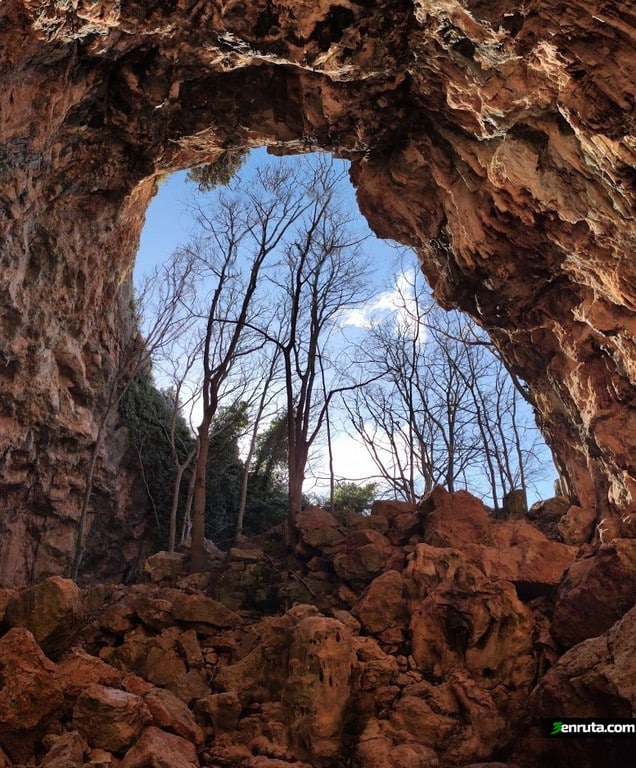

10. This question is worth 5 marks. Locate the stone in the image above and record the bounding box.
[171,594,242,628]
[557,505,597,545]
[551,539,636,647]
[282,616,355,760]
[144,687,204,745]
[83,748,121,767]
[132,594,175,630]
[0,627,64,762]
[57,648,123,699]
[295,508,345,550]
[166,669,211,705]
[40,730,88,768]
[142,552,187,583]
[352,571,409,635]
[420,487,494,548]
[333,529,394,583]
[528,605,636,767]
[526,497,570,541]
[196,692,242,734]
[72,684,149,752]
[121,727,199,768]
[4,576,83,657]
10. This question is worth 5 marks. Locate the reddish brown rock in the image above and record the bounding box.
[551,539,636,647]
[333,529,395,583]
[57,648,123,699]
[196,692,242,735]
[557,505,597,545]
[295,508,345,550]
[121,727,199,768]
[4,576,83,657]
[405,544,535,688]
[526,606,636,768]
[171,594,242,629]
[282,616,355,760]
[72,684,150,752]
[352,571,409,635]
[420,487,494,548]
[0,627,63,762]
[40,730,88,768]
[142,552,188,583]
[144,687,204,745]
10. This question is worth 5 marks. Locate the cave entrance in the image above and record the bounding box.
[128,148,556,549]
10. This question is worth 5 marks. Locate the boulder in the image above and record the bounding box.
[282,616,355,760]
[144,687,204,744]
[171,594,242,629]
[73,684,150,752]
[295,508,345,550]
[0,627,63,762]
[333,529,395,583]
[420,487,494,548]
[142,552,187,583]
[40,731,88,768]
[196,691,242,734]
[352,571,409,635]
[57,648,123,699]
[121,727,199,768]
[3,576,83,657]
[527,497,570,540]
[533,606,636,717]
[551,539,636,647]
[557,505,597,545]
[527,606,636,768]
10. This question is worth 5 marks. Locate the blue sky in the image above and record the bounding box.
[134,148,557,506]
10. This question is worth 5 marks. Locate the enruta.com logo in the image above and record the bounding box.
[544,718,636,737]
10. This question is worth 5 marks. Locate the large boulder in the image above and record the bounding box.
[352,570,409,636]
[420,487,494,548]
[282,616,355,760]
[121,727,200,768]
[333,529,396,584]
[551,539,636,647]
[72,684,150,752]
[0,628,64,762]
[3,576,83,657]
[527,606,636,768]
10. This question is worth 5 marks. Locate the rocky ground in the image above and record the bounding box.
[0,488,634,768]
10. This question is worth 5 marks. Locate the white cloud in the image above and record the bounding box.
[339,267,425,341]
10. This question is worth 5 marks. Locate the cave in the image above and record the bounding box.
[0,0,634,585]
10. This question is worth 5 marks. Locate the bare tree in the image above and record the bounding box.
[71,257,195,578]
[345,263,551,508]
[184,163,320,571]
[263,157,372,542]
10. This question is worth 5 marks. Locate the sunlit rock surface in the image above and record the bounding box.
[0,1,634,584]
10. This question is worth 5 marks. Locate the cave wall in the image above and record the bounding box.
[0,0,634,584]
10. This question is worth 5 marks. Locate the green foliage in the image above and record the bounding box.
[243,413,289,536]
[119,372,195,550]
[205,401,248,548]
[186,150,248,192]
[333,481,378,514]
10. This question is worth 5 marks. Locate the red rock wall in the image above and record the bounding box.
[0,0,634,583]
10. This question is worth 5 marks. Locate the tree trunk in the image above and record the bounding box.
[190,423,210,572]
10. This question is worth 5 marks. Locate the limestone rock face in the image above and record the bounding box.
[0,0,634,583]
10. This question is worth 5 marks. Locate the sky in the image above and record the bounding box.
[134,148,556,506]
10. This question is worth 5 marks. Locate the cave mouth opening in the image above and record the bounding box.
[131,146,556,524]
